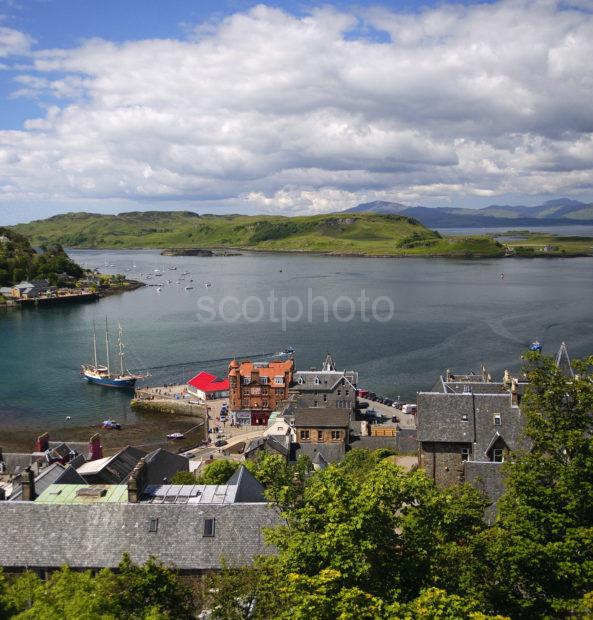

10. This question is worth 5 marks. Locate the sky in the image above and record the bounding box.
[1,0,593,225]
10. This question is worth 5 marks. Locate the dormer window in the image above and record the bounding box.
[203,518,216,537]
[274,376,283,384]
[494,414,501,426]
[260,376,268,384]
[298,377,304,385]
[314,377,320,385]
[148,518,159,533]
[242,377,251,385]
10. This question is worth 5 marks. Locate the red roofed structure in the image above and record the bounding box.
[187,372,230,401]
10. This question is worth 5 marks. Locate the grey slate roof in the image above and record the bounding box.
[292,370,358,392]
[0,502,281,571]
[77,446,146,485]
[0,453,44,476]
[9,463,87,501]
[294,408,350,428]
[49,440,90,459]
[244,435,290,458]
[226,465,266,502]
[138,448,189,485]
[294,442,346,463]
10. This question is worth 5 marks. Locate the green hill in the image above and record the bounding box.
[9,211,506,257]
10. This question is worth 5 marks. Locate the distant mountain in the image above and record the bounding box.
[345,199,593,228]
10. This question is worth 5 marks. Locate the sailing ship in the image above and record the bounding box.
[81,320,144,388]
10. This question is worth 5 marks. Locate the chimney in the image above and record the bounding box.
[503,369,511,388]
[511,378,518,406]
[89,434,103,461]
[35,432,50,452]
[127,458,147,503]
[21,467,36,501]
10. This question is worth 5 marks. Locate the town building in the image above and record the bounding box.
[0,465,279,574]
[291,353,358,413]
[228,358,294,425]
[10,280,56,299]
[293,407,350,463]
[187,371,229,401]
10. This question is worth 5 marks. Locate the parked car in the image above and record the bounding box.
[357,401,369,409]
[392,401,403,409]
[214,439,227,447]
[368,392,377,400]
[391,415,400,423]
[167,432,185,440]
[383,398,394,406]
[402,404,417,414]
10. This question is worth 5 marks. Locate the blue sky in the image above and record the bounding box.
[0,0,592,223]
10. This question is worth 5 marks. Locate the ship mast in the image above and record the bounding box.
[105,317,111,375]
[118,323,125,376]
[92,321,98,368]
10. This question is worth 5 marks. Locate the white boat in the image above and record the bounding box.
[156,287,162,293]
[169,266,177,270]
[204,282,211,287]
[181,271,190,276]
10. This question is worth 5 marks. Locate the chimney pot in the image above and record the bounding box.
[21,466,36,501]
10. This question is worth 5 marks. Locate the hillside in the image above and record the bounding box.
[0,227,83,287]
[347,198,593,228]
[9,211,505,257]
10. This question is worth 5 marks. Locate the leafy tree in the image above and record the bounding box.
[473,352,593,618]
[170,470,197,485]
[117,555,195,620]
[196,459,239,484]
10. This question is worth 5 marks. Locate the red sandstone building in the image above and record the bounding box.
[228,358,294,425]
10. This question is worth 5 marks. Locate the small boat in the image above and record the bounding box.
[167,432,185,440]
[82,320,146,389]
[529,340,542,352]
[156,287,162,293]
[204,282,211,288]
[154,272,162,277]
[185,286,194,291]
[181,271,190,276]
[169,266,177,270]
[102,419,121,430]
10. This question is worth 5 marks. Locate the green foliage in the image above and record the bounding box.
[471,352,593,618]
[169,470,197,485]
[0,227,83,286]
[196,459,239,484]
[396,231,441,249]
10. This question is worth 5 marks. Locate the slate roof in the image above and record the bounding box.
[138,448,190,485]
[294,408,351,428]
[226,465,266,502]
[0,453,44,476]
[293,370,358,392]
[76,446,146,484]
[294,442,346,463]
[244,435,290,458]
[0,502,280,571]
[417,392,526,457]
[9,463,86,501]
[49,440,90,459]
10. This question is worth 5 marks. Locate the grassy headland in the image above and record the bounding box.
[10,211,509,257]
[494,231,593,257]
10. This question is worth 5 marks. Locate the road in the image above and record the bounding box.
[358,397,417,430]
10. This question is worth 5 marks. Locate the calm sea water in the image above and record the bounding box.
[439,225,593,236]
[1,249,593,431]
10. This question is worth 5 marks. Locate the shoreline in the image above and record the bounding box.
[67,245,593,259]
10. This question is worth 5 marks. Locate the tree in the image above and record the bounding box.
[196,459,239,484]
[170,470,197,485]
[117,555,195,620]
[475,352,593,618]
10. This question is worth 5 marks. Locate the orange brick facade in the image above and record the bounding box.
[228,358,294,425]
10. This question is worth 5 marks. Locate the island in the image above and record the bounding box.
[8,211,593,258]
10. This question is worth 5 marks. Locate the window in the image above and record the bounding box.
[262,400,269,408]
[323,394,327,402]
[345,390,349,396]
[314,376,320,385]
[313,400,318,407]
[317,430,323,441]
[337,389,341,396]
[461,448,470,462]
[298,377,304,384]
[493,449,504,463]
[331,430,341,440]
[203,518,216,537]
[463,385,471,393]
[149,518,159,533]
[242,377,250,385]
[275,388,283,396]
[300,430,310,440]
[260,376,268,384]
[494,414,501,426]
[274,376,283,384]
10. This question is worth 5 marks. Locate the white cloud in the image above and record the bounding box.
[1,1,593,219]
